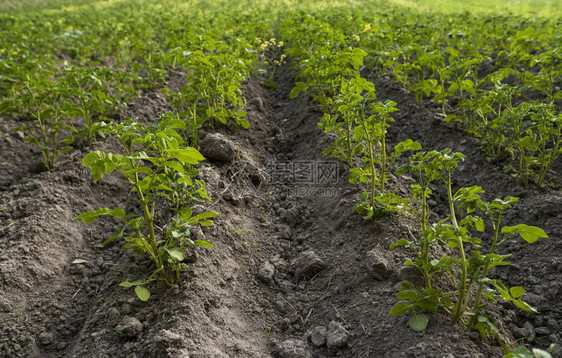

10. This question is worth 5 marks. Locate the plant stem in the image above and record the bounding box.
[447,169,468,325]
[379,114,387,195]
[134,171,168,285]
[470,215,502,327]
[346,113,353,167]
[360,115,377,210]
[420,184,431,288]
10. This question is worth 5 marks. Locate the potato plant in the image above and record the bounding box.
[76,119,216,301]
[162,50,251,146]
[389,145,548,344]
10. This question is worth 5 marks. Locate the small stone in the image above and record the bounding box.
[365,250,393,280]
[277,224,292,240]
[291,250,325,279]
[107,307,121,325]
[523,321,536,342]
[309,326,327,347]
[155,329,182,350]
[511,324,528,339]
[280,318,291,330]
[198,133,237,162]
[257,262,275,285]
[535,326,550,336]
[192,227,206,241]
[116,316,143,337]
[281,208,300,228]
[275,339,311,358]
[326,321,350,355]
[39,332,55,346]
[547,319,559,333]
[120,303,132,315]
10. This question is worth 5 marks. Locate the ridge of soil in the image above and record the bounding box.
[0,63,560,358]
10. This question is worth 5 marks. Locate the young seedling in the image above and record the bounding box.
[390,146,547,339]
[76,119,216,301]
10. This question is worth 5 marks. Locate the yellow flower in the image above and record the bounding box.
[57,19,63,24]
[352,34,360,41]
[362,23,372,33]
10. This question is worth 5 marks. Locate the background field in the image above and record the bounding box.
[1,0,561,17]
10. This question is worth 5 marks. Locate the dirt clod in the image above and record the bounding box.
[291,250,325,279]
[258,261,276,285]
[365,249,393,280]
[273,338,311,358]
[309,325,327,347]
[198,133,238,162]
[116,316,143,337]
[326,321,350,355]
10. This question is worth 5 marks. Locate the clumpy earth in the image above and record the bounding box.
[0,62,560,358]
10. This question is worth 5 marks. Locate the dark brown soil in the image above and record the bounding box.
[0,63,560,358]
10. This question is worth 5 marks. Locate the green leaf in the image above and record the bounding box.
[102,226,126,246]
[390,301,411,316]
[75,207,110,223]
[135,286,150,302]
[194,240,213,248]
[165,247,185,261]
[389,239,410,249]
[290,82,307,99]
[394,139,421,153]
[239,119,250,129]
[199,220,214,227]
[396,289,417,301]
[179,206,192,219]
[119,279,148,287]
[513,299,538,313]
[510,286,526,299]
[109,207,127,219]
[501,224,548,243]
[168,148,205,164]
[83,150,107,166]
[519,136,535,149]
[353,126,364,142]
[532,348,554,358]
[408,314,429,332]
[191,211,218,221]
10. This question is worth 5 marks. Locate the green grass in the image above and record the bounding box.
[384,0,561,17]
[2,0,560,18]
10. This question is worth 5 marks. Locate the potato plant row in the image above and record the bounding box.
[314,7,561,188]
[0,0,272,169]
[1,0,278,300]
[278,10,552,358]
